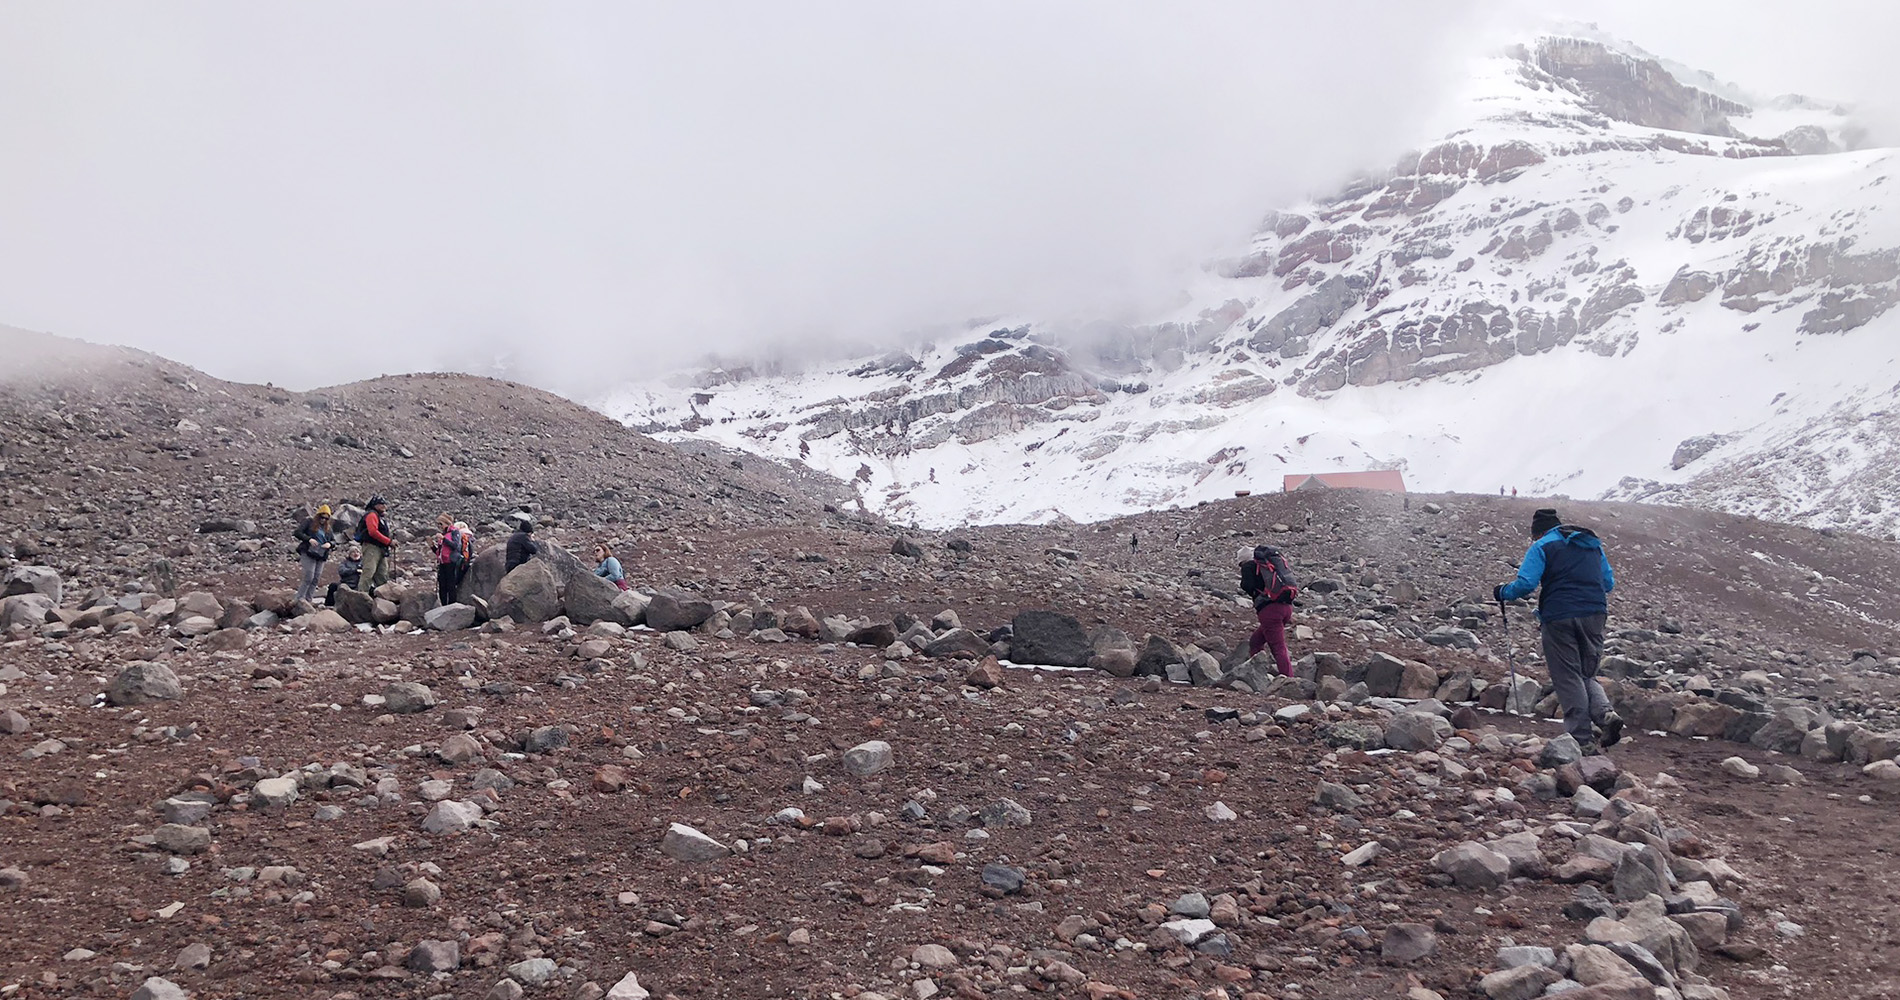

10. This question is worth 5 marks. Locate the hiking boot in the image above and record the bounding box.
[1596,712,1625,749]
[1575,738,1602,756]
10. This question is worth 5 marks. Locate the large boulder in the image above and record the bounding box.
[925,628,991,659]
[1087,628,1137,677]
[611,590,650,627]
[1583,896,1699,980]
[332,587,375,625]
[1397,662,1440,700]
[2,565,61,604]
[1362,653,1409,697]
[646,588,715,632]
[1,593,57,632]
[1750,702,1828,753]
[253,589,299,617]
[494,561,562,624]
[174,591,223,621]
[1224,652,1283,694]
[1009,611,1091,668]
[779,606,821,638]
[1385,711,1452,751]
[456,541,590,606]
[564,571,633,627]
[300,608,353,633]
[107,663,185,706]
[1135,635,1186,677]
[1433,841,1511,889]
[397,589,440,626]
[424,603,479,631]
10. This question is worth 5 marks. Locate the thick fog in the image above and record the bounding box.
[0,2,1893,394]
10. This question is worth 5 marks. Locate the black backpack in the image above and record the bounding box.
[1242,545,1298,607]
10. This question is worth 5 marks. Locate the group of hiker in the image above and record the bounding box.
[1239,504,1622,755]
[292,498,632,610]
[293,496,447,604]
[291,493,1621,755]
[282,499,470,607]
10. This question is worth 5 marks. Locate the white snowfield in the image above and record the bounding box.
[598,32,1900,536]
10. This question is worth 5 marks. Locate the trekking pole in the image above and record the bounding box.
[1498,598,1518,716]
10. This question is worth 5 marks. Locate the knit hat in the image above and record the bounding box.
[1530,508,1562,537]
[316,504,332,517]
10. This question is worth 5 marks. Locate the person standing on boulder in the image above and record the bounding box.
[450,521,474,598]
[292,505,335,604]
[1238,544,1299,678]
[1493,507,1624,753]
[430,514,466,607]
[505,514,540,573]
[356,496,395,593]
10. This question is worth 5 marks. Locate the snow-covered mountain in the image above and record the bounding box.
[598,31,1900,535]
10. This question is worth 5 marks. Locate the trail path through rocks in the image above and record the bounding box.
[1490,712,1900,1000]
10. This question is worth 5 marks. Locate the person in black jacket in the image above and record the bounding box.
[292,505,336,604]
[1238,544,1300,678]
[505,514,540,573]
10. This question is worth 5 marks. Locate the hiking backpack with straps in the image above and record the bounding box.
[1242,545,1298,607]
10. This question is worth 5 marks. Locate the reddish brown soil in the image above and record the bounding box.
[5,330,1899,999]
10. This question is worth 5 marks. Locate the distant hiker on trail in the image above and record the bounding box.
[505,514,540,573]
[1512,487,1518,498]
[431,514,470,606]
[1493,507,1624,753]
[594,542,628,590]
[293,505,335,604]
[355,496,395,593]
[1238,544,1300,678]
[329,544,363,605]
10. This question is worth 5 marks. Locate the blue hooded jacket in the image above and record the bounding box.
[1497,525,1615,623]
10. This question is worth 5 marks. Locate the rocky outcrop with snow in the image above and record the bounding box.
[600,32,1900,535]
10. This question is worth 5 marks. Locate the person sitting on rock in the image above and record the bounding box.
[1493,507,1624,753]
[328,544,363,606]
[356,495,395,592]
[1238,544,1300,678]
[594,542,627,590]
[505,513,540,573]
[293,505,336,604]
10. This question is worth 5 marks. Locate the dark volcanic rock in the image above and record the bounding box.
[1008,610,1091,667]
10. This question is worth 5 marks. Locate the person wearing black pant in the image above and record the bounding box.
[1494,508,1625,754]
[430,514,462,606]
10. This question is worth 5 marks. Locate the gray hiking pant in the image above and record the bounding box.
[1542,613,1612,742]
[295,555,326,604]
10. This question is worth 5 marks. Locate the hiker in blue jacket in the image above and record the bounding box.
[1494,507,1624,753]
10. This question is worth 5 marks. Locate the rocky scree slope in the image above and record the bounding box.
[9,491,1900,998]
[3,336,1900,996]
[604,33,1900,535]
[0,327,859,605]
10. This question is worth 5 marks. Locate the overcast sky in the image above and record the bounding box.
[1,2,1894,394]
